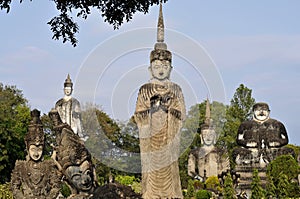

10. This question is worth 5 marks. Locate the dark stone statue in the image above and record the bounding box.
[49,109,98,199]
[49,109,141,199]
[233,102,294,165]
[11,109,61,199]
[233,102,294,195]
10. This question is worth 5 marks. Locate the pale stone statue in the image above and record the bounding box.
[134,3,185,198]
[188,99,229,181]
[49,109,99,199]
[11,109,61,199]
[55,74,84,139]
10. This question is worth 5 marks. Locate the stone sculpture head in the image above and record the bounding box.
[148,1,173,82]
[65,160,94,192]
[50,108,97,194]
[149,52,172,81]
[64,74,73,96]
[25,109,45,162]
[253,102,270,123]
[201,124,216,146]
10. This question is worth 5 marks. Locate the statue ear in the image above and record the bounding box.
[148,66,153,78]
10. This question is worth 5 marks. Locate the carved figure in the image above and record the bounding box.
[49,109,98,199]
[55,74,84,139]
[11,109,61,199]
[233,102,293,165]
[134,3,185,198]
[188,100,229,181]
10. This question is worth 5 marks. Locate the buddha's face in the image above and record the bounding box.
[64,87,73,96]
[201,129,216,146]
[149,59,172,81]
[29,144,43,161]
[254,106,270,122]
[66,160,94,192]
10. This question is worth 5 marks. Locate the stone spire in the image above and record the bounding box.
[154,1,167,50]
[205,97,211,126]
[150,1,172,63]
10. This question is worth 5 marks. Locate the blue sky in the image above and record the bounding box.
[0,1,300,145]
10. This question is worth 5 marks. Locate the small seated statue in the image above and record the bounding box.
[188,100,229,180]
[11,109,61,199]
[233,102,294,166]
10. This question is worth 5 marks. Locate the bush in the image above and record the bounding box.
[195,189,212,199]
[0,183,13,199]
[115,175,138,186]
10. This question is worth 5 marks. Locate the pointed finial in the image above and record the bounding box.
[157,1,164,43]
[64,74,73,88]
[205,96,211,125]
[154,1,167,50]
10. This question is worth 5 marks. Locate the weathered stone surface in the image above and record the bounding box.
[134,3,185,198]
[188,99,229,181]
[11,109,61,199]
[49,109,97,198]
[233,102,295,194]
[55,74,84,139]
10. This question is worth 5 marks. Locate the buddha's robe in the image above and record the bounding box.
[135,82,185,199]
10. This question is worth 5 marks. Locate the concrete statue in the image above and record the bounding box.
[233,102,293,165]
[55,74,84,139]
[49,109,99,199]
[188,99,229,181]
[134,2,186,198]
[233,102,294,194]
[11,109,61,199]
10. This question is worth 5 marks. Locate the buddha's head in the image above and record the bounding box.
[64,74,73,96]
[253,102,270,122]
[201,124,216,146]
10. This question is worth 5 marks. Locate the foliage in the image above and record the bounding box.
[205,176,222,193]
[217,84,255,167]
[82,104,141,182]
[115,175,138,186]
[40,113,55,158]
[0,83,31,183]
[0,183,13,199]
[131,181,142,194]
[0,0,168,46]
[186,179,195,198]
[266,155,300,198]
[60,182,71,198]
[222,172,236,199]
[250,169,265,199]
[195,189,212,199]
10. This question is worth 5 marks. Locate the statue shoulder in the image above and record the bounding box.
[55,98,64,107]
[14,160,26,167]
[72,97,80,104]
[139,83,153,91]
[238,120,255,130]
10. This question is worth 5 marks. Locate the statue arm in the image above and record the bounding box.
[169,85,186,121]
[268,122,288,147]
[134,87,151,127]
[236,123,258,148]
